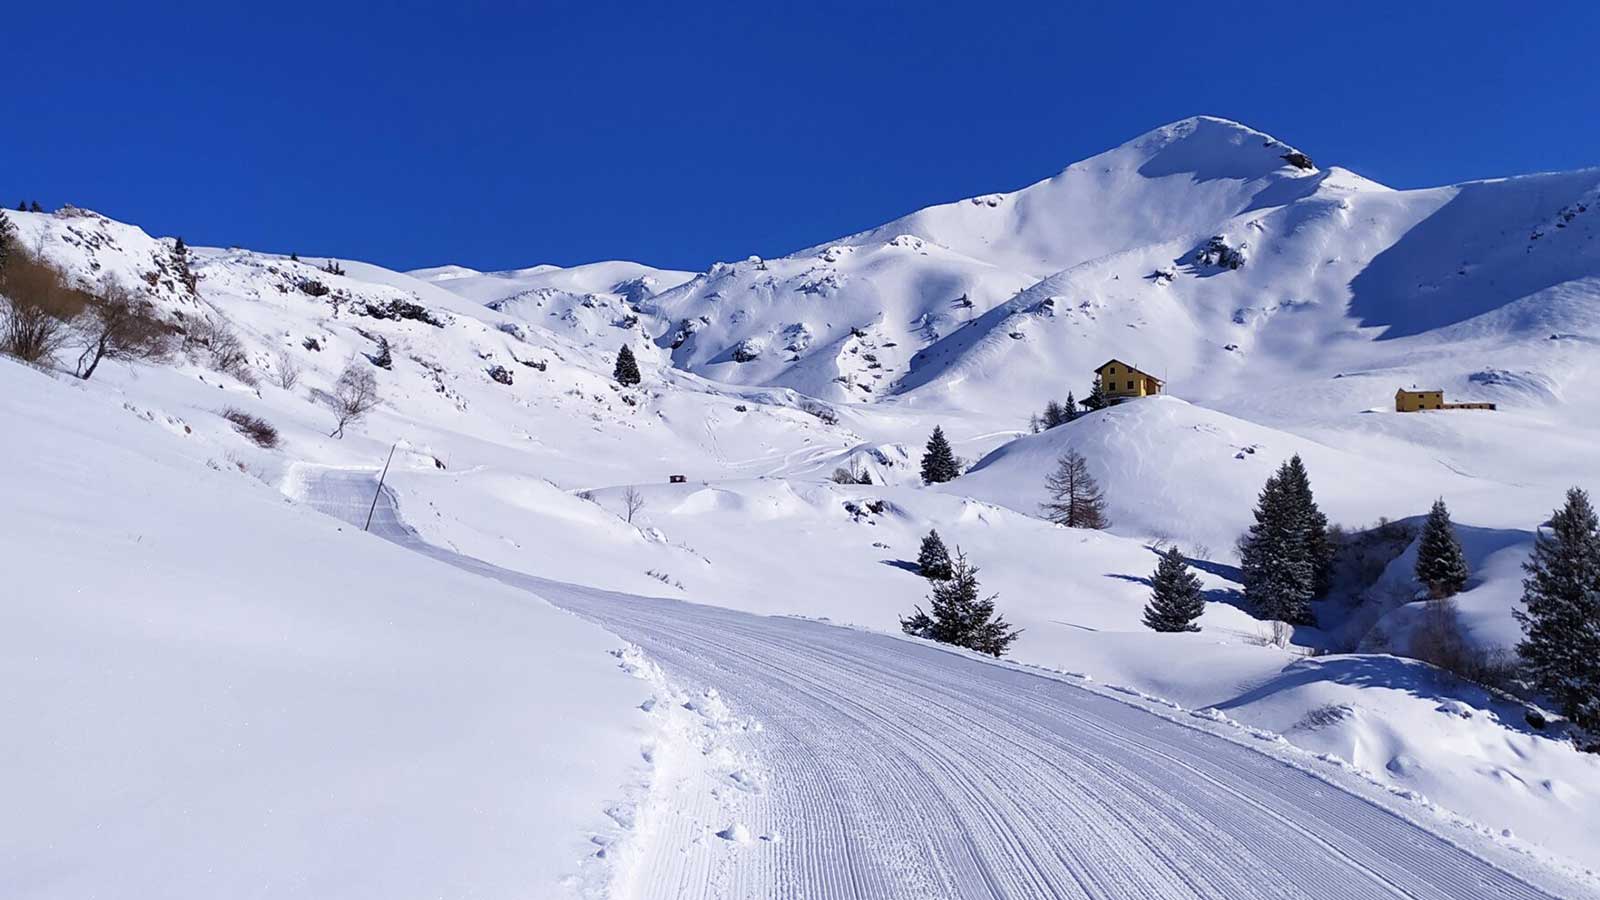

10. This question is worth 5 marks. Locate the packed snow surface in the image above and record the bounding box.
[303,473,1595,900]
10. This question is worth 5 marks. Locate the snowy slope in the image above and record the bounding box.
[0,359,653,899]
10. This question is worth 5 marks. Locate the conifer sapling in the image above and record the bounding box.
[920,426,960,484]
[613,344,641,386]
[1143,545,1206,632]
[1415,498,1470,598]
[917,529,953,581]
[900,550,1021,657]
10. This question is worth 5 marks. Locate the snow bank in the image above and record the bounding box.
[0,359,651,899]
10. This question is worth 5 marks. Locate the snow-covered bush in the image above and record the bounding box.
[1195,235,1247,270]
[730,338,763,363]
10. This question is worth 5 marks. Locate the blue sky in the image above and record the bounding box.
[6,2,1595,272]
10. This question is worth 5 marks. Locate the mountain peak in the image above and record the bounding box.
[1102,115,1312,182]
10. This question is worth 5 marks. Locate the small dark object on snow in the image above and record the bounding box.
[487,364,514,385]
[1280,151,1315,170]
[669,474,688,484]
[614,345,642,385]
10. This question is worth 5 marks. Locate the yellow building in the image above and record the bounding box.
[1395,389,1444,412]
[1095,359,1163,404]
[1395,389,1496,412]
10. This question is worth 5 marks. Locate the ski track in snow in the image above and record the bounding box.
[303,470,1594,900]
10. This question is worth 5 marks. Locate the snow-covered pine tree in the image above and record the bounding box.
[1081,381,1107,411]
[900,550,1021,657]
[613,344,641,386]
[1515,487,1600,731]
[1415,498,1470,598]
[1277,454,1333,594]
[1143,545,1206,632]
[1239,463,1316,624]
[920,426,960,484]
[1041,449,1109,529]
[917,529,953,581]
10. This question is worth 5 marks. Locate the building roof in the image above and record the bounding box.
[1395,388,1444,396]
[1095,358,1163,384]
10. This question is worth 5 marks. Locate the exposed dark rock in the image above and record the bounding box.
[1281,151,1315,171]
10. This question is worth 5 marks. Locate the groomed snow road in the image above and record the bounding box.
[305,470,1593,900]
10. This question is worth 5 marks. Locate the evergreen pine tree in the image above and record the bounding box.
[1515,487,1600,730]
[1081,381,1107,411]
[1143,545,1206,632]
[1277,454,1334,594]
[900,550,1021,657]
[29,200,42,212]
[917,529,953,581]
[16,201,26,212]
[1041,449,1109,529]
[1239,461,1317,624]
[920,426,960,484]
[613,344,641,386]
[1415,498,1470,598]
[1062,392,1078,421]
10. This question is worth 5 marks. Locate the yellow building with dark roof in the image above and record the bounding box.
[1095,359,1163,403]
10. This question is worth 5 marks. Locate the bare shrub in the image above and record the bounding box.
[325,361,378,438]
[221,407,280,448]
[185,315,254,383]
[272,349,301,390]
[622,486,646,524]
[2,295,72,363]
[1410,597,1519,690]
[0,249,88,364]
[73,275,172,379]
[1271,620,1293,649]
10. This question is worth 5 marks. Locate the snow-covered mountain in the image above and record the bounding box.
[417,117,1600,431]
[9,115,1600,894]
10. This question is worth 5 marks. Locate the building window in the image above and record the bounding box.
[1126,380,1134,390]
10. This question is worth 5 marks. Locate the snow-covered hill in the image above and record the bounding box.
[409,259,696,358]
[8,112,1600,891]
